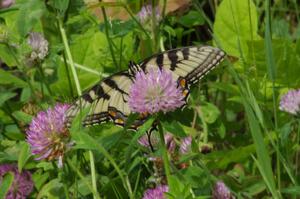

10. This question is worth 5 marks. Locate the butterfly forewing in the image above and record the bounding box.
[140,46,225,84]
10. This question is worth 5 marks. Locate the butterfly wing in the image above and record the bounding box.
[66,46,225,129]
[66,71,135,127]
[139,46,225,84]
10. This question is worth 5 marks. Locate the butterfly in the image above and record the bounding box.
[66,46,225,129]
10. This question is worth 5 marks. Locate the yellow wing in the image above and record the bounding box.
[66,72,134,127]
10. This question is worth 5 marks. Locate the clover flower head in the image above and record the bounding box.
[26,103,71,167]
[0,0,15,9]
[142,185,168,199]
[164,133,176,153]
[212,181,233,199]
[279,89,300,115]
[27,32,48,62]
[138,133,159,149]
[179,136,192,154]
[137,4,161,24]
[129,68,185,114]
[0,164,33,199]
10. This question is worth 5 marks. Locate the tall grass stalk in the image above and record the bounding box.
[264,0,281,191]
[67,159,100,199]
[100,4,119,71]
[58,19,99,199]
[88,2,151,38]
[196,0,280,196]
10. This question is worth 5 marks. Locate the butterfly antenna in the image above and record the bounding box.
[146,130,155,152]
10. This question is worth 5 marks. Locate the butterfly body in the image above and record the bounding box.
[66,46,225,129]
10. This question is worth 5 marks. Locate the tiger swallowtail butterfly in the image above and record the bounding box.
[66,46,226,129]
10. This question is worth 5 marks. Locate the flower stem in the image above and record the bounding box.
[58,18,81,96]
[196,106,208,143]
[58,18,99,198]
[100,4,119,70]
[37,62,53,97]
[89,151,99,199]
[157,122,171,184]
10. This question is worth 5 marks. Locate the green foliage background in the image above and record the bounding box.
[1,0,300,198]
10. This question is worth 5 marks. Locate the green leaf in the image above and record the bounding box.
[52,30,109,95]
[178,10,205,28]
[69,175,93,196]
[4,124,25,140]
[164,25,176,36]
[12,111,33,124]
[104,19,136,38]
[248,39,300,86]
[281,186,300,195]
[272,19,291,39]
[244,104,278,198]
[182,166,209,188]
[0,69,26,87]
[37,179,63,199]
[214,0,259,57]
[125,117,155,163]
[48,0,70,13]
[17,0,45,37]
[0,43,17,67]
[32,170,50,190]
[200,102,220,124]
[0,172,14,199]
[205,143,256,169]
[162,121,186,137]
[167,175,194,199]
[18,142,31,172]
[36,162,54,171]
[0,92,16,107]
[218,122,226,138]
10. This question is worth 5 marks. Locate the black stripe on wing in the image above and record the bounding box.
[66,71,134,127]
[139,46,226,84]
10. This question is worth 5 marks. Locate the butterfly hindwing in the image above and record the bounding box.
[66,71,134,127]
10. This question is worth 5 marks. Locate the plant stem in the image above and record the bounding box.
[58,19,81,96]
[196,106,208,143]
[67,159,100,199]
[37,62,53,97]
[100,4,119,70]
[157,122,171,184]
[58,18,99,198]
[5,43,38,104]
[89,151,99,199]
